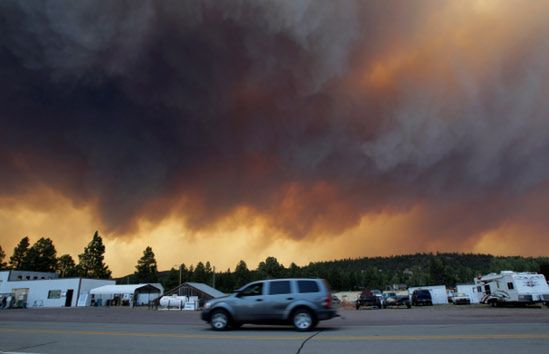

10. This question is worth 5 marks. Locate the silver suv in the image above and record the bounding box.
[201,278,337,331]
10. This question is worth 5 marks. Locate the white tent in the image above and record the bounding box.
[90,284,162,306]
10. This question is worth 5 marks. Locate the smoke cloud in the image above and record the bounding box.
[2,0,549,251]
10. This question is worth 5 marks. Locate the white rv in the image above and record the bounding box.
[475,271,549,307]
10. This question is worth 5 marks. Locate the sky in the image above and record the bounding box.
[1,0,549,276]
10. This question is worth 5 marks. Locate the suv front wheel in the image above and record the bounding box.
[210,309,231,331]
[292,308,316,331]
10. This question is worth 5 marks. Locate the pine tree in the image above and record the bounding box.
[24,237,58,272]
[0,245,7,269]
[193,262,208,283]
[9,236,30,270]
[162,267,180,291]
[188,264,195,281]
[287,262,301,278]
[205,261,214,286]
[57,254,77,277]
[78,231,112,279]
[233,260,251,288]
[134,246,158,283]
[179,263,189,284]
[257,256,284,279]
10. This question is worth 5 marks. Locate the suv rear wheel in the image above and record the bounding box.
[292,308,316,331]
[210,309,231,331]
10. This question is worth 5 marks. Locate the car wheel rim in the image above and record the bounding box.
[294,312,312,329]
[212,313,228,329]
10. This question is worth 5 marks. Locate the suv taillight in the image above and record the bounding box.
[323,295,332,309]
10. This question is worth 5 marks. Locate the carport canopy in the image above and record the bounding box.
[90,284,161,296]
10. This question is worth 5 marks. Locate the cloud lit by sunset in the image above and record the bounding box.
[1,0,549,275]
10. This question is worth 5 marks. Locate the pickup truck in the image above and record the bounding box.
[356,289,383,309]
[382,292,411,308]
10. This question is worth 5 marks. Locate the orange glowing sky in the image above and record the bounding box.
[1,0,549,276]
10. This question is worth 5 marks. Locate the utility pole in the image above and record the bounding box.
[212,266,216,288]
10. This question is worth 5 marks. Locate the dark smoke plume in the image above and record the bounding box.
[1,0,549,244]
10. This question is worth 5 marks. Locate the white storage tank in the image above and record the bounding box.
[159,295,187,309]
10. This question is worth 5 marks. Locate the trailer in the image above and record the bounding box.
[456,283,483,304]
[475,271,549,307]
[407,285,448,305]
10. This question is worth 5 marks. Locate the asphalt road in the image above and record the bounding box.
[1,306,549,354]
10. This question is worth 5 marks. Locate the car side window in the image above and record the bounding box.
[268,281,291,295]
[238,282,264,297]
[297,280,319,293]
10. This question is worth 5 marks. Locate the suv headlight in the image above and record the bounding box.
[204,301,212,309]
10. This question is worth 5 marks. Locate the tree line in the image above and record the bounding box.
[0,231,110,278]
[152,253,549,293]
[2,236,548,292]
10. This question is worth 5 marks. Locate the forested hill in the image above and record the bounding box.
[154,253,549,293]
[304,253,549,291]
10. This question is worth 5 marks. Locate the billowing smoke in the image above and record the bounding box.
[2,0,549,246]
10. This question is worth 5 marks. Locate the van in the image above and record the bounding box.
[412,289,433,306]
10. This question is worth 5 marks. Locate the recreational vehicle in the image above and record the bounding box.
[475,271,549,307]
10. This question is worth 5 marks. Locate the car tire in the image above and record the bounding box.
[210,309,231,331]
[292,308,316,331]
[406,302,411,309]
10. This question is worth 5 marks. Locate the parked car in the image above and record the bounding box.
[382,292,411,309]
[201,278,337,331]
[356,289,383,309]
[411,289,433,306]
[452,293,471,305]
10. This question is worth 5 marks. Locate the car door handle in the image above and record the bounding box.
[286,297,294,300]
[255,299,263,302]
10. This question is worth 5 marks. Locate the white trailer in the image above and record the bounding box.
[456,283,483,304]
[475,271,549,306]
[408,285,448,305]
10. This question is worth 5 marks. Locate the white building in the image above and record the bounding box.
[0,270,114,308]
